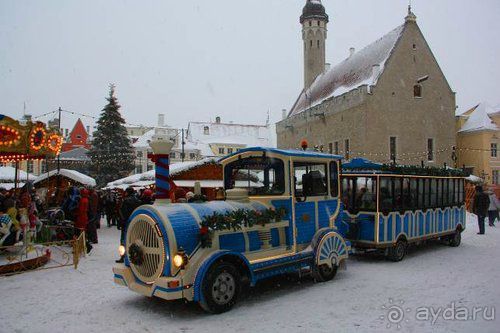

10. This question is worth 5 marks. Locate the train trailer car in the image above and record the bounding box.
[113,143,350,313]
[340,170,466,261]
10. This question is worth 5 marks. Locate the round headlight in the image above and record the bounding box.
[173,254,184,268]
[118,245,125,257]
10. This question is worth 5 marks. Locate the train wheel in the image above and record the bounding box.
[313,262,338,282]
[448,230,461,247]
[387,239,407,262]
[199,262,240,314]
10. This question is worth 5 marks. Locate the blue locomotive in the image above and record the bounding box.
[113,142,465,313]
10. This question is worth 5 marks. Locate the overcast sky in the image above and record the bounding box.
[1,0,499,132]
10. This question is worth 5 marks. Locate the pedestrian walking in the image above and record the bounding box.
[473,186,490,235]
[487,189,499,226]
[116,187,141,263]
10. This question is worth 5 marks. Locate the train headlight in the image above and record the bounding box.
[173,247,188,269]
[118,245,126,257]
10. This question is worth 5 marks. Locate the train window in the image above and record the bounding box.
[437,179,443,206]
[380,177,394,213]
[459,179,464,204]
[424,178,431,208]
[443,179,449,206]
[342,177,377,212]
[394,177,402,211]
[417,178,425,209]
[430,179,437,207]
[409,178,418,210]
[224,156,285,196]
[355,177,377,211]
[294,162,328,197]
[330,161,339,197]
[342,177,354,211]
[454,179,459,205]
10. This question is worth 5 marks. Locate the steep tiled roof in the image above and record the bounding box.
[289,24,405,117]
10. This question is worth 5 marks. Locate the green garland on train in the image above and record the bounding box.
[199,207,287,248]
[380,164,467,177]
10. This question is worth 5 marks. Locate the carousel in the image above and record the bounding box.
[0,114,66,275]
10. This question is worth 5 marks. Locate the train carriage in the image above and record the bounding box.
[340,166,466,261]
[113,144,350,313]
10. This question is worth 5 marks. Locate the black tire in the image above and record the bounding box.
[199,261,240,314]
[448,230,461,247]
[387,239,407,262]
[313,263,338,282]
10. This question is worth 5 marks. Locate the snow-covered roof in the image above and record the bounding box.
[458,103,499,133]
[188,121,272,150]
[105,157,219,188]
[0,167,31,182]
[59,147,91,161]
[289,24,405,117]
[34,169,96,187]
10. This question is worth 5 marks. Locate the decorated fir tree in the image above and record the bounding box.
[89,84,134,187]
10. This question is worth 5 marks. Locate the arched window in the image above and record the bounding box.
[414,84,422,98]
[203,126,210,135]
[310,40,313,48]
[309,21,312,27]
[317,40,320,48]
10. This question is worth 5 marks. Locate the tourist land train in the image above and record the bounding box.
[113,139,466,313]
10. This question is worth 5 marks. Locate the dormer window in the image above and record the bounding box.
[76,134,82,139]
[203,126,210,135]
[414,84,422,98]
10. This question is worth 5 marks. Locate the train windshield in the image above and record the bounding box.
[224,156,285,196]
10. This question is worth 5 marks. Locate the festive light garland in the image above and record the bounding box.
[0,125,21,147]
[29,126,46,151]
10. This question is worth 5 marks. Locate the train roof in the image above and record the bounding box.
[219,147,342,162]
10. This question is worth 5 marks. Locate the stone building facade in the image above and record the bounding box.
[277,1,456,166]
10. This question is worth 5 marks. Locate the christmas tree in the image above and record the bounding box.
[89,84,134,187]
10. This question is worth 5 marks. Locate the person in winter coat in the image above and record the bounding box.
[87,189,99,244]
[61,187,80,222]
[140,189,154,205]
[75,188,92,253]
[473,186,490,235]
[116,187,142,263]
[487,189,499,226]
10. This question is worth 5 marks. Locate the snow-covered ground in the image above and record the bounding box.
[1,213,499,333]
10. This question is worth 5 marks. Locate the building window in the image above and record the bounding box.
[170,152,176,159]
[189,153,196,160]
[76,134,82,139]
[27,160,34,173]
[310,40,313,48]
[203,126,210,135]
[412,43,417,50]
[317,20,320,26]
[147,164,153,171]
[344,139,350,160]
[390,137,397,162]
[491,143,498,158]
[218,147,225,154]
[309,21,312,27]
[493,170,499,185]
[414,84,422,98]
[427,138,434,161]
[334,141,339,155]
[137,151,143,158]
[40,162,47,174]
[317,40,320,48]
[328,143,333,154]
[136,165,143,174]
[227,148,233,154]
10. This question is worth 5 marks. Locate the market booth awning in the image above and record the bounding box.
[34,169,96,187]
